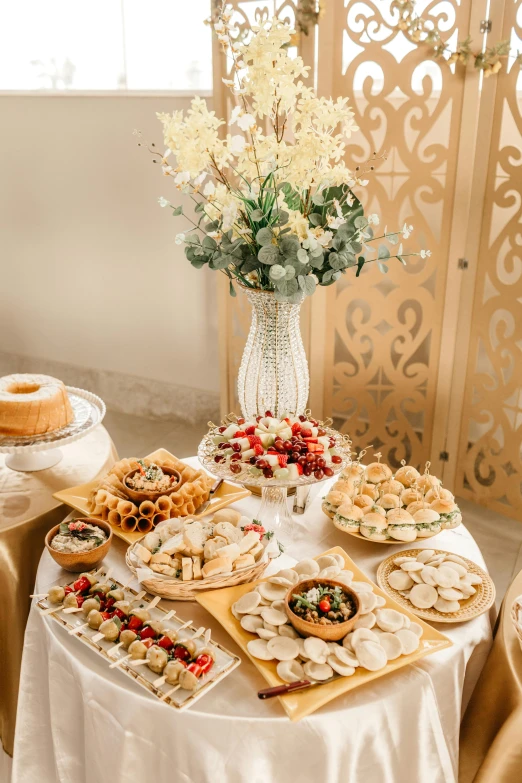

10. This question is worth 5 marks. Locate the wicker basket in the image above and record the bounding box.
[511,596,522,652]
[125,544,269,601]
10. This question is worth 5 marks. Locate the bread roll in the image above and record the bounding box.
[201,556,233,578]
[212,508,242,526]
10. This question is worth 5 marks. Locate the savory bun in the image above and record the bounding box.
[378,479,403,496]
[394,466,421,487]
[386,508,416,542]
[416,474,441,493]
[360,483,379,500]
[430,499,461,529]
[353,494,375,509]
[425,487,454,503]
[333,503,363,533]
[326,489,349,506]
[400,487,423,505]
[377,493,401,510]
[365,462,393,484]
[341,464,365,480]
[201,556,233,578]
[406,500,426,516]
[360,512,389,541]
[413,508,441,538]
[212,508,242,527]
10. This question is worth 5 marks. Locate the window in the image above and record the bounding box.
[0,0,213,92]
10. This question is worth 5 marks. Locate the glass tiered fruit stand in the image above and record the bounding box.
[198,417,352,549]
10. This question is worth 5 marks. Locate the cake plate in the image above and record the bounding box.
[198,426,351,549]
[0,386,106,472]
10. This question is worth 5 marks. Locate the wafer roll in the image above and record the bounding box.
[106,493,120,511]
[139,500,156,519]
[121,515,138,532]
[117,499,138,517]
[108,510,122,527]
[95,489,108,505]
[101,505,110,521]
[155,496,172,514]
[137,517,154,533]
[152,513,169,527]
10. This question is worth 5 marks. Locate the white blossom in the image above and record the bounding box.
[157,197,169,208]
[367,213,380,225]
[401,223,414,239]
[420,249,432,258]
[175,232,186,245]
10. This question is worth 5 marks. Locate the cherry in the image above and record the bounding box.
[324,467,334,477]
[214,455,223,463]
[257,459,268,469]
[263,467,273,478]
[230,453,241,461]
[265,410,273,417]
[299,415,306,422]
[317,428,326,437]
[314,468,324,480]
[249,456,257,464]
[218,426,226,433]
[237,417,245,425]
[331,455,342,464]
[232,442,241,452]
[256,415,262,422]
[230,462,241,474]
[218,442,232,449]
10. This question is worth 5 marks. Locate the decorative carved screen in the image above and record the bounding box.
[454,0,522,519]
[321,0,472,469]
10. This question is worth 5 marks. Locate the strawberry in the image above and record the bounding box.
[296,462,303,475]
[235,430,246,438]
[245,425,256,436]
[291,422,301,435]
[307,443,324,454]
[247,434,262,448]
[303,437,318,444]
[253,443,264,456]
[301,428,312,438]
[277,454,288,468]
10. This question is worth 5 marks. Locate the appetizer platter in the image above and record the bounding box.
[35,569,240,709]
[126,507,278,600]
[53,448,251,544]
[377,549,495,623]
[196,546,451,721]
[323,455,462,544]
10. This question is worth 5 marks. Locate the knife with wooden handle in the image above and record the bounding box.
[194,479,224,516]
[258,677,337,699]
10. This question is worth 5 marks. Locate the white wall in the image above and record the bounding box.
[0,95,219,394]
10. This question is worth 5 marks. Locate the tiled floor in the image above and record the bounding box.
[104,410,522,610]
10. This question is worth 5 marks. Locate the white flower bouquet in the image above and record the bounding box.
[150,4,429,302]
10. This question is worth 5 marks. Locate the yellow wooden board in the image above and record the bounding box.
[53,448,251,545]
[196,546,452,722]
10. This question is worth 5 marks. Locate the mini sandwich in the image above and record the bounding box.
[406,500,426,516]
[333,503,363,533]
[322,489,349,519]
[413,508,441,538]
[379,479,403,496]
[341,464,365,481]
[377,492,401,511]
[334,478,356,497]
[394,465,420,488]
[416,474,441,493]
[430,499,462,529]
[401,487,423,506]
[360,512,390,541]
[360,482,379,500]
[365,462,393,484]
[386,508,417,542]
[425,487,455,503]
[361,504,386,517]
[353,493,376,509]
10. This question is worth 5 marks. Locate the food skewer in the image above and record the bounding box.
[152,626,206,686]
[107,642,124,657]
[159,684,181,702]
[68,622,89,635]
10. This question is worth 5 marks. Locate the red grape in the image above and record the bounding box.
[230,462,241,474]
[324,467,334,477]
[274,441,285,453]
[232,442,241,452]
[230,453,241,461]
[331,455,342,464]
[314,469,324,480]
[317,428,326,437]
[237,418,245,425]
[214,455,223,463]
[218,426,226,433]
[263,467,273,478]
[298,455,307,466]
[303,465,313,476]
[306,453,315,463]
[265,410,273,417]
[316,457,326,469]
[291,451,301,462]
[299,415,306,422]
[257,460,268,469]
[283,440,293,451]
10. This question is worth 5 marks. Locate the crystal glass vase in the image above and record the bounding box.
[237,288,309,419]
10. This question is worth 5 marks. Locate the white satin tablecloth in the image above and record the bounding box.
[13,458,493,783]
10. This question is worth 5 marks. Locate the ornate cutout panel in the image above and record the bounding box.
[323,0,471,468]
[455,0,522,518]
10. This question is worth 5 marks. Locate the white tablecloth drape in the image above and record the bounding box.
[13,459,493,783]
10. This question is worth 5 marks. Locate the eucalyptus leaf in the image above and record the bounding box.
[287,290,304,304]
[309,253,324,270]
[332,235,346,252]
[308,213,323,227]
[250,208,264,221]
[397,255,407,266]
[258,245,279,265]
[276,210,289,226]
[275,277,299,297]
[297,248,309,264]
[190,257,208,269]
[378,244,390,260]
[356,256,365,277]
[310,245,324,258]
[284,265,296,280]
[280,236,300,256]
[229,280,237,297]
[378,262,389,274]
[386,233,399,245]
[195,202,205,213]
[186,233,200,244]
[256,227,273,246]
[298,274,317,296]
[354,216,368,229]
[312,192,324,206]
[210,253,231,270]
[171,205,183,216]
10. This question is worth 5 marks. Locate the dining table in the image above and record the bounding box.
[12,458,494,783]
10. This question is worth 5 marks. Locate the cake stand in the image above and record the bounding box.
[0,387,106,472]
[198,426,351,549]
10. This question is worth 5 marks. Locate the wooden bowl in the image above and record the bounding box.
[123,466,182,504]
[285,578,361,641]
[45,518,112,573]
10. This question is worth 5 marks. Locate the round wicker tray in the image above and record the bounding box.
[125,544,269,601]
[511,596,522,652]
[376,549,496,623]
